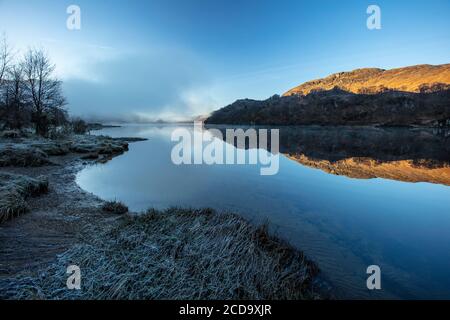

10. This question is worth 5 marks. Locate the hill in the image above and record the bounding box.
[283,64,450,96]
[206,64,450,127]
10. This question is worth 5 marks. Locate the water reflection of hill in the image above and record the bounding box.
[207,126,450,186]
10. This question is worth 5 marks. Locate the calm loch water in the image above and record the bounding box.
[76,124,450,299]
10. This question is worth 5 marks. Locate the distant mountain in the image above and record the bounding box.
[206,64,450,127]
[283,64,450,96]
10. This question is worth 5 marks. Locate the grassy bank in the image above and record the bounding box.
[0,208,321,300]
[0,132,135,223]
[0,172,48,222]
[0,132,132,167]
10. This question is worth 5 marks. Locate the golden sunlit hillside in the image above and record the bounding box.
[283,64,450,96]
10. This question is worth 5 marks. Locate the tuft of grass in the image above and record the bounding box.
[70,136,129,155]
[0,145,51,167]
[102,200,129,215]
[1,130,22,139]
[0,208,321,300]
[30,142,70,156]
[0,173,48,222]
[0,190,29,221]
[80,153,99,160]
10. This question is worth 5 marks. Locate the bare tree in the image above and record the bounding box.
[0,33,13,84]
[0,34,13,128]
[22,48,67,136]
[3,65,30,129]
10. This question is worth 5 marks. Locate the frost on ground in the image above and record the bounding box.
[0,145,52,167]
[0,133,131,167]
[0,208,321,300]
[0,133,133,222]
[0,172,48,222]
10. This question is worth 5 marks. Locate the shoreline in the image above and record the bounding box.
[0,133,325,299]
[0,144,130,277]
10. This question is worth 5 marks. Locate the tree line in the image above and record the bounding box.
[0,34,70,136]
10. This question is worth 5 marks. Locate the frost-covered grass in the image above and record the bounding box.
[0,208,320,300]
[0,130,25,139]
[66,135,128,155]
[0,172,48,222]
[0,145,52,167]
[0,133,130,167]
[102,200,129,215]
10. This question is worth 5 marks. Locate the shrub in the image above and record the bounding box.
[102,200,129,215]
[71,118,88,135]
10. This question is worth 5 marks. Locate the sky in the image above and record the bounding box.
[0,0,449,121]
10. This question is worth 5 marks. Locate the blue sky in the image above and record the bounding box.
[0,0,449,121]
